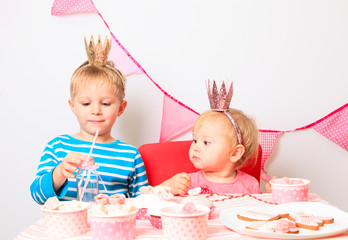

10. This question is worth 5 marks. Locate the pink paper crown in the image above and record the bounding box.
[206,79,233,110]
[206,79,242,144]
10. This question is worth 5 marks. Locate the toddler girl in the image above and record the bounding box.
[162,80,259,195]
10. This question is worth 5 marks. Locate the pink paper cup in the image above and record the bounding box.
[160,205,210,240]
[146,201,180,229]
[88,209,137,240]
[41,204,89,239]
[270,178,310,204]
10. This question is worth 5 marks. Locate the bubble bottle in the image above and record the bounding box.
[76,160,99,202]
[76,129,100,202]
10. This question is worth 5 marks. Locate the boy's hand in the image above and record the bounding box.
[160,172,191,196]
[52,152,90,191]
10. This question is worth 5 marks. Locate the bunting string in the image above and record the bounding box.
[259,103,347,181]
[51,0,347,183]
[91,0,199,143]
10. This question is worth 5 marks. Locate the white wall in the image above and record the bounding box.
[1,0,347,239]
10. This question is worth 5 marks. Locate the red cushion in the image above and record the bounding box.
[139,141,262,186]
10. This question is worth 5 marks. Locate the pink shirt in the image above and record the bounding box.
[189,170,260,194]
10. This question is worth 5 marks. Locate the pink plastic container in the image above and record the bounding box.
[41,203,89,238]
[270,178,310,204]
[88,209,137,240]
[160,205,210,240]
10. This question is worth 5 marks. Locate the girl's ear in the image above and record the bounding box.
[68,99,76,115]
[230,144,245,163]
[117,100,127,117]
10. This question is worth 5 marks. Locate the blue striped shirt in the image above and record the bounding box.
[30,135,148,204]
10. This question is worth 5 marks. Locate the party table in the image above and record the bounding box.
[15,193,348,239]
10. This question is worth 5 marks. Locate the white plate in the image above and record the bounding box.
[220,202,348,239]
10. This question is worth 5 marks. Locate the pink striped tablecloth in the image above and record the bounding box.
[15,193,348,240]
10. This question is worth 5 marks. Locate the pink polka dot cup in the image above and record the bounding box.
[88,209,137,240]
[270,177,310,204]
[160,204,210,240]
[146,200,180,229]
[41,202,89,239]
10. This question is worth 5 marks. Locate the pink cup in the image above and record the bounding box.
[88,209,137,240]
[146,200,180,229]
[160,205,210,240]
[41,203,89,239]
[270,178,310,204]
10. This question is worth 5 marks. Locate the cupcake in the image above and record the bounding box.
[160,202,210,240]
[181,195,215,219]
[88,194,137,240]
[270,177,310,204]
[41,197,89,238]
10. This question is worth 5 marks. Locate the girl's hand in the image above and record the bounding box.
[52,152,90,191]
[265,176,278,193]
[160,172,191,196]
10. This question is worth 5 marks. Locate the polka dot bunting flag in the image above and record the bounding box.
[51,0,97,16]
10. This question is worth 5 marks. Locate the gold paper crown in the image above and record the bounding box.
[84,35,112,67]
[206,79,233,110]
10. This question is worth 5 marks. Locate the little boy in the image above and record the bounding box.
[30,36,148,204]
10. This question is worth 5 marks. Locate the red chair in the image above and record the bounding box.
[138,141,262,186]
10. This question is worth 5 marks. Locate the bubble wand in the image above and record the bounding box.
[87,129,99,160]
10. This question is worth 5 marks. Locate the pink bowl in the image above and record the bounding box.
[160,205,210,240]
[41,204,89,238]
[270,178,310,204]
[88,210,137,240]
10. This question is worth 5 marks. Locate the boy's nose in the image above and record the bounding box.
[91,104,101,114]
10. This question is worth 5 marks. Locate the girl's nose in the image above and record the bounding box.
[192,143,200,152]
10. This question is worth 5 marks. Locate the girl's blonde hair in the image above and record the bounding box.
[193,109,258,169]
[70,60,126,100]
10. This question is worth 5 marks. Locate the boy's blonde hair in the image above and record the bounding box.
[193,108,258,169]
[70,60,126,100]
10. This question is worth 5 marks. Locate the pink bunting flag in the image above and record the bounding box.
[108,35,144,76]
[312,104,348,151]
[51,0,97,16]
[258,130,283,182]
[160,94,199,142]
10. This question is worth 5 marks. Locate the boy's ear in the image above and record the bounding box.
[117,100,127,116]
[68,99,76,115]
[230,144,245,163]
